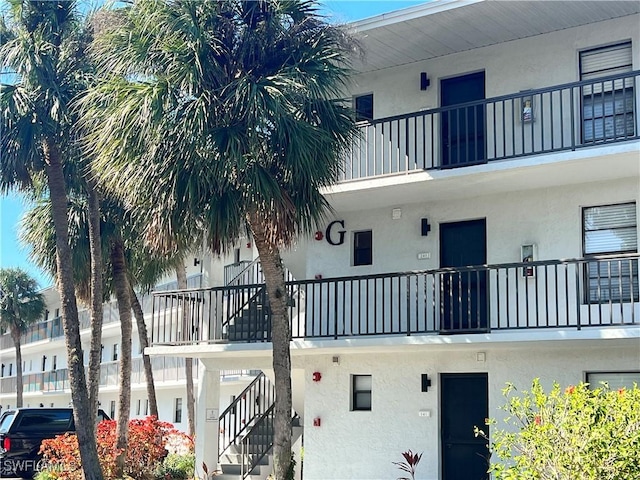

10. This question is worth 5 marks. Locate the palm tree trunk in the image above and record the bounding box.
[86,179,104,425]
[111,237,132,475]
[43,139,103,480]
[248,218,292,480]
[129,285,158,418]
[176,265,195,436]
[12,329,23,408]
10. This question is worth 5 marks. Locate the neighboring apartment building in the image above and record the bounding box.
[0,266,257,432]
[2,1,638,480]
[147,1,640,479]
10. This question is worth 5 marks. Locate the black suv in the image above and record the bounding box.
[0,408,110,478]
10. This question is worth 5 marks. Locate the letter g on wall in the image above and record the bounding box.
[325,220,346,246]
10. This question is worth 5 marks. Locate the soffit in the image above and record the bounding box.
[350,0,640,73]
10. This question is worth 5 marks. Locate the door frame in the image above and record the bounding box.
[439,218,488,331]
[440,372,490,480]
[440,70,487,167]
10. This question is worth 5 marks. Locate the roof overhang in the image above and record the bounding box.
[348,0,640,73]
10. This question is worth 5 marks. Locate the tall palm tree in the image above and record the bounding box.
[0,268,46,407]
[82,1,357,477]
[21,196,191,420]
[0,2,103,478]
[176,264,196,437]
[21,194,171,473]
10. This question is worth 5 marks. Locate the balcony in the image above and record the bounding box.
[0,275,202,351]
[0,360,257,395]
[340,71,639,182]
[150,253,639,346]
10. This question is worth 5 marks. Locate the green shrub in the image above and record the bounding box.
[34,471,57,480]
[476,379,640,480]
[156,453,195,480]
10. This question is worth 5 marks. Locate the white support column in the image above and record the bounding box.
[195,360,221,478]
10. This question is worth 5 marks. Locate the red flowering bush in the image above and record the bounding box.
[40,416,189,480]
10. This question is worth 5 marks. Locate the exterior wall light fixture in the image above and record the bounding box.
[421,374,432,392]
[420,72,431,91]
[312,371,322,382]
[421,218,431,236]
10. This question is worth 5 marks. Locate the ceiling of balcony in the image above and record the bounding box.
[350,0,640,73]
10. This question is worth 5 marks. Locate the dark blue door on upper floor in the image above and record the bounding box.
[440,219,488,331]
[441,71,486,167]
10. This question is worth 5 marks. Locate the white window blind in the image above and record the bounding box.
[587,372,640,390]
[583,203,638,303]
[580,42,634,141]
[583,203,637,255]
[581,42,632,80]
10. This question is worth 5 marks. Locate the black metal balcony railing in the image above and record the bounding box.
[151,254,639,346]
[341,70,639,181]
[0,275,202,351]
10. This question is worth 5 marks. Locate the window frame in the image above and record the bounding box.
[585,371,640,390]
[174,398,183,423]
[353,230,373,267]
[582,202,638,303]
[354,93,374,123]
[351,374,372,411]
[579,41,634,143]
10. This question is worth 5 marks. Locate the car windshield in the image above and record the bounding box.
[0,413,14,433]
[17,411,72,431]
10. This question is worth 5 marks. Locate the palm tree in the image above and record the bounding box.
[0,2,103,478]
[20,194,172,473]
[82,1,357,477]
[176,263,196,437]
[21,195,196,421]
[0,268,46,407]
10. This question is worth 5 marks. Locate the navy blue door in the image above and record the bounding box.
[440,219,487,331]
[441,373,490,480]
[441,72,486,167]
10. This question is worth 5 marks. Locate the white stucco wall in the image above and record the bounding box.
[348,15,640,120]
[303,177,638,279]
[300,341,639,480]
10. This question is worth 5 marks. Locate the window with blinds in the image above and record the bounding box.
[580,42,634,142]
[583,202,638,302]
[586,371,640,390]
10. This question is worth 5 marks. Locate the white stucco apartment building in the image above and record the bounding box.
[0,268,257,432]
[2,1,639,479]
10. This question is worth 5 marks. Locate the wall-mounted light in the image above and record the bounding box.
[312,371,322,382]
[193,258,201,267]
[421,374,432,392]
[313,417,321,427]
[420,72,431,91]
[421,218,431,237]
[314,231,324,241]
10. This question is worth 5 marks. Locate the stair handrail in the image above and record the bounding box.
[223,257,297,338]
[221,285,267,332]
[227,258,264,287]
[239,403,275,479]
[218,371,275,458]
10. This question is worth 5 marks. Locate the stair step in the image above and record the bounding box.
[221,460,265,476]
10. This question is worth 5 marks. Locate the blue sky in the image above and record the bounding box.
[0,0,427,290]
